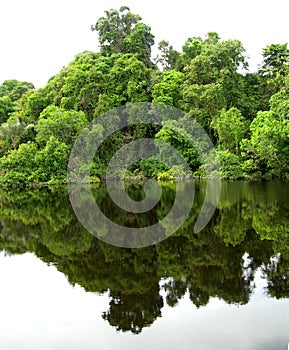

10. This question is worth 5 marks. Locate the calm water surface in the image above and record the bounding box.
[0,181,289,349]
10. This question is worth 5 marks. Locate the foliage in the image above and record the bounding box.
[0,137,68,189]
[0,79,34,102]
[241,107,289,178]
[260,43,289,76]
[0,118,34,150]
[0,96,14,124]
[1,6,289,184]
[155,40,180,70]
[35,105,88,148]
[91,6,154,66]
[217,150,245,179]
[152,70,185,108]
[213,107,248,154]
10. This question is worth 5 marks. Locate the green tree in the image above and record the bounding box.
[242,110,289,178]
[214,107,247,154]
[123,22,155,67]
[217,149,245,179]
[0,118,33,150]
[0,141,38,189]
[0,137,68,188]
[34,136,69,183]
[260,43,289,76]
[0,79,34,101]
[18,88,53,123]
[107,54,152,104]
[152,70,185,108]
[259,44,289,97]
[0,96,14,124]
[91,6,154,66]
[180,37,203,65]
[181,34,247,135]
[155,40,180,70]
[182,82,225,133]
[35,105,88,148]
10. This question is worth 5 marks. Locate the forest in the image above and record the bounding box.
[1,6,289,188]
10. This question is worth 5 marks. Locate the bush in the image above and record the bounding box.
[217,150,245,179]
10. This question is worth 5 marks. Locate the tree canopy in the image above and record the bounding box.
[1,6,289,187]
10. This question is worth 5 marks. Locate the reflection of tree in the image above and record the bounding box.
[189,287,210,308]
[163,279,188,307]
[263,255,289,299]
[102,284,163,334]
[213,206,249,246]
[0,181,289,333]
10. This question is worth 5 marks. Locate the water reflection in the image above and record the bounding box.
[0,181,289,334]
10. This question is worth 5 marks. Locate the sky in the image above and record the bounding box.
[0,0,289,88]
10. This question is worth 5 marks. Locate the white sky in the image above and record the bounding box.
[0,0,289,88]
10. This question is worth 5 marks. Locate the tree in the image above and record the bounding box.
[181,35,248,135]
[0,79,34,101]
[0,141,38,189]
[18,88,53,123]
[183,36,247,85]
[91,6,154,66]
[241,73,271,120]
[0,118,33,150]
[123,22,155,66]
[214,107,247,154]
[35,105,88,148]
[107,54,152,104]
[182,82,226,133]
[155,119,201,171]
[260,43,289,76]
[217,149,245,179]
[0,137,68,187]
[0,96,14,124]
[155,40,180,70]
[241,109,289,178]
[152,70,185,108]
[0,80,19,97]
[259,44,289,96]
[52,52,115,119]
[91,6,141,54]
[34,136,69,183]
[181,37,203,62]
[204,31,220,45]
[0,80,35,124]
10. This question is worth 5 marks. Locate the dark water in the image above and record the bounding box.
[0,181,289,349]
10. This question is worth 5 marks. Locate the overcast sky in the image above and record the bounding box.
[1,0,289,88]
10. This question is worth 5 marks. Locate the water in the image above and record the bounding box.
[0,181,289,349]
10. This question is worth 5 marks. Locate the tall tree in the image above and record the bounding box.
[259,43,289,97]
[155,40,180,70]
[91,6,154,66]
[260,43,289,76]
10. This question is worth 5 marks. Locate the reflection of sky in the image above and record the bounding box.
[0,252,288,350]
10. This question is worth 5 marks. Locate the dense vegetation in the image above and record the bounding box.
[1,6,289,188]
[1,181,289,333]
